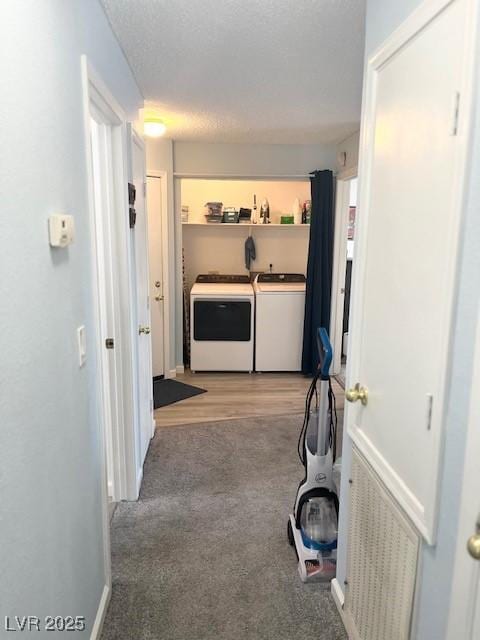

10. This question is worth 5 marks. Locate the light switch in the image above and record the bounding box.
[49,214,75,247]
[77,325,86,367]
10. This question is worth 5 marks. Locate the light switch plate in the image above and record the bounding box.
[77,325,86,367]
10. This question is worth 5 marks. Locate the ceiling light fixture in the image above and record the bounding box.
[144,116,166,137]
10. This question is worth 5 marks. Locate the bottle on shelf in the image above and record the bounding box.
[260,198,270,224]
[305,200,312,224]
[252,194,258,224]
[293,198,302,224]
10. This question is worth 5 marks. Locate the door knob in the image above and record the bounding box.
[467,519,480,560]
[139,326,151,335]
[345,383,368,406]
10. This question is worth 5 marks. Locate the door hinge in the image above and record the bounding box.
[450,92,460,136]
[426,394,433,431]
[105,338,114,350]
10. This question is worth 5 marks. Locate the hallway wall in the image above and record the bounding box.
[0,1,142,635]
[173,141,337,176]
[336,2,480,639]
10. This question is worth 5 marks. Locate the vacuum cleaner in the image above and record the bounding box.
[287,327,339,583]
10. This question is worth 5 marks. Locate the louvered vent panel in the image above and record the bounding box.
[345,447,420,640]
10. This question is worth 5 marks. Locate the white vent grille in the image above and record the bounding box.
[345,446,420,640]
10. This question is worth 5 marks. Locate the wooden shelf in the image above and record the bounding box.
[181,222,310,228]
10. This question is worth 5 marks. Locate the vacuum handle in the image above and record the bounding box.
[317,327,332,379]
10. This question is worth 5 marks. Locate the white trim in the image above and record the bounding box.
[126,125,142,494]
[350,428,428,538]
[80,56,113,594]
[147,171,171,380]
[136,467,144,497]
[330,175,356,374]
[173,173,312,180]
[82,54,139,505]
[331,578,348,633]
[175,365,184,375]
[346,0,478,543]
[174,177,184,375]
[409,544,424,640]
[331,578,351,637]
[89,584,110,640]
[368,0,455,69]
[446,307,480,638]
[331,577,345,608]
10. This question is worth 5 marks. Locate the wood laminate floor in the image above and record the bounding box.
[154,370,345,428]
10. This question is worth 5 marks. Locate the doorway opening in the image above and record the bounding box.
[330,175,358,388]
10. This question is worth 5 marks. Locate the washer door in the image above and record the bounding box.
[194,300,251,341]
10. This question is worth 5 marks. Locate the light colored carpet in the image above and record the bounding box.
[101,414,347,640]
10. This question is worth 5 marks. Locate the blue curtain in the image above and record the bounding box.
[302,170,334,375]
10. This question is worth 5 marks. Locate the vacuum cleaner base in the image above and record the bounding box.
[287,514,337,584]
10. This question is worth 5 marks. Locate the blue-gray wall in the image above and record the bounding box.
[0,1,142,634]
[336,1,480,638]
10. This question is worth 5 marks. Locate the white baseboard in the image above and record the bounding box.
[90,584,110,640]
[175,365,184,375]
[331,578,348,632]
[136,466,143,497]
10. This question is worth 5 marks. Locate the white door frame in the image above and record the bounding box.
[81,56,139,507]
[346,0,478,543]
[446,304,480,639]
[147,170,172,379]
[330,168,357,375]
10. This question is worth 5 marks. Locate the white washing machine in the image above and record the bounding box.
[254,273,306,371]
[190,274,254,372]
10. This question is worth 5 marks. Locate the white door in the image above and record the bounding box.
[131,132,154,465]
[446,307,480,639]
[90,115,123,501]
[346,0,474,542]
[146,176,165,378]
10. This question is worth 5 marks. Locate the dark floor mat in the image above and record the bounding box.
[153,378,207,409]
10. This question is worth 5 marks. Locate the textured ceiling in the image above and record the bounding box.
[101,0,366,144]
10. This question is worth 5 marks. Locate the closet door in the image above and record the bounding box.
[345,0,474,542]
